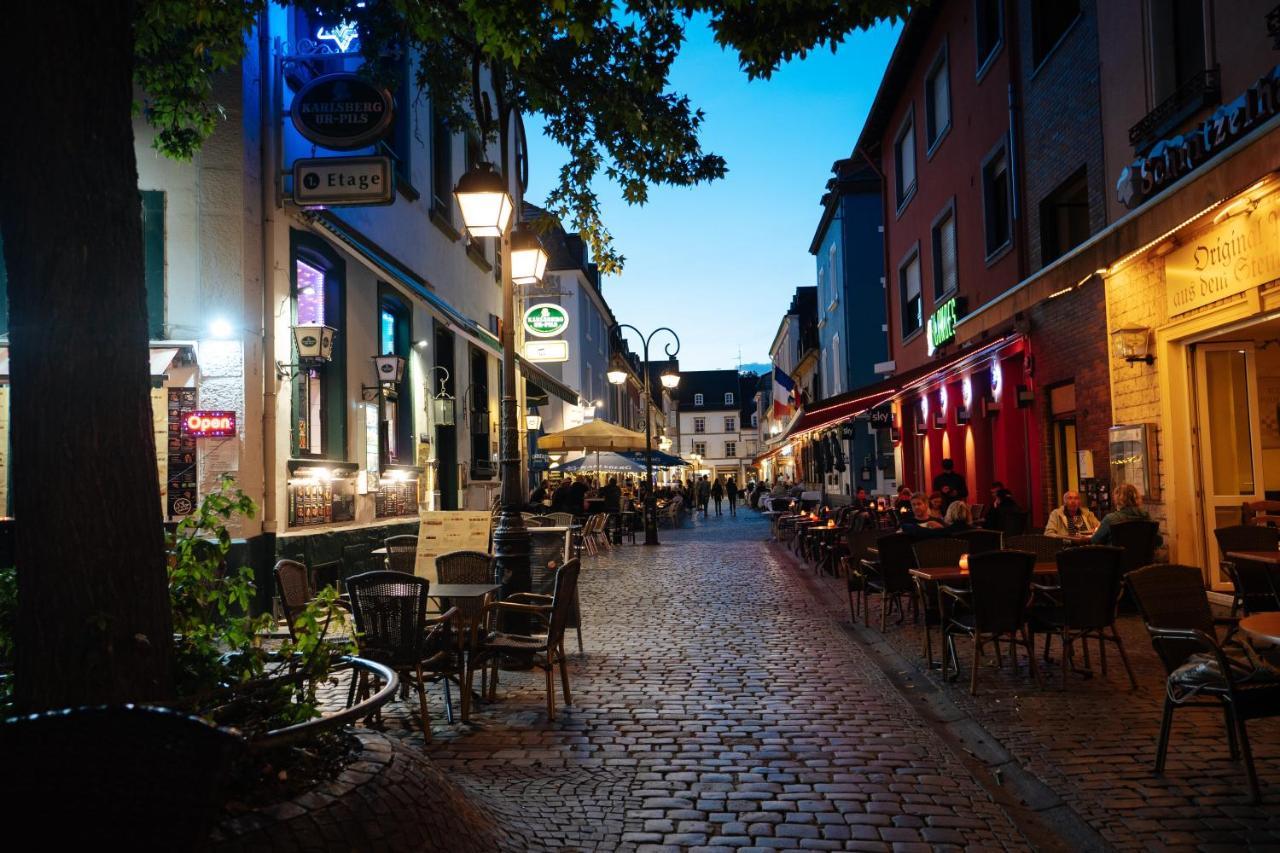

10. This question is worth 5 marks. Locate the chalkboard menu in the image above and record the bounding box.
[1081,477,1112,516]
[287,471,356,527]
[167,388,198,517]
[374,476,418,518]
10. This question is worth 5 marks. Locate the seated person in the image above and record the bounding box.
[927,491,946,523]
[943,500,973,532]
[983,488,1020,531]
[1045,490,1099,538]
[1091,483,1163,546]
[893,485,914,522]
[901,494,947,537]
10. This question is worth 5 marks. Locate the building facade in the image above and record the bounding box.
[677,370,750,483]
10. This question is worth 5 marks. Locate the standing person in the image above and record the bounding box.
[932,458,969,510]
[711,476,725,516]
[697,475,711,515]
[725,476,739,517]
[601,475,622,512]
[567,476,589,515]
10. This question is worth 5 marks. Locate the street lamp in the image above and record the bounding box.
[610,323,680,545]
[453,57,548,618]
[606,368,628,386]
[511,223,549,285]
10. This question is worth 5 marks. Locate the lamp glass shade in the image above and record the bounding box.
[525,413,542,431]
[454,163,513,237]
[433,394,456,426]
[659,371,680,389]
[373,354,405,384]
[293,324,337,361]
[510,227,549,285]
[606,369,628,385]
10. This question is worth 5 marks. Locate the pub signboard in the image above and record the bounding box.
[290,73,395,150]
[293,156,394,206]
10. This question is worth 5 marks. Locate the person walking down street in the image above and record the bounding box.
[932,458,968,510]
[711,476,725,516]
[1091,483,1163,546]
[697,476,711,515]
[725,476,739,517]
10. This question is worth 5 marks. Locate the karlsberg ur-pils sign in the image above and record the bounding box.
[523,303,570,338]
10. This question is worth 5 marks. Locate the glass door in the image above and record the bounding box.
[1193,342,1264,587]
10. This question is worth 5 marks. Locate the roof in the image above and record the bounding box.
[739,373,760,421]
[851,6,939,157]
[677,369,742,410]
[810,158,882,254]
[522,201,601,292]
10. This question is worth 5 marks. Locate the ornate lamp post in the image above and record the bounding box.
[608,324,680,545]
[453,58,548,617]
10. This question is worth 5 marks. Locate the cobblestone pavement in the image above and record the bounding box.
[780,532,1280,851]
[371,512,1032,851]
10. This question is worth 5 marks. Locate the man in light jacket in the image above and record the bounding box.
[1044,490,1100,538]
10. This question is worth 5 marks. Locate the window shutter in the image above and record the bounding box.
[906,257,921,300]
[940,215,957,294]
[141,190,165,339]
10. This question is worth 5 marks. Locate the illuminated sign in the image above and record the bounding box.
[290,73,394,151]
[523,303,569,338]
[182,410,237,438]
[927,297,963,354]
[522,339,569,363]
[316,20,360,53]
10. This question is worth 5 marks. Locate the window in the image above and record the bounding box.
[725,417,736,433]
[831,334,842,395]
[724,392,735,405]
[925,47,951,150]
[378,290,412,466]
[469,348,492,473]
[931,205,957,298]
[982,145,1012,258]
[899,249,922,338]
[291,231,346,459]
[430,101,453,224]
[975,0,1003,73]
[693,441,707,456]
[894,112,917,207]
[694,393,704,406]
[725,441,737,458]
[1149,0,1207,104]
[1031,0,1079,67]
[694,417,706,434]
[826,244,839,308]
[752,412,759,428]
[385,53,414,191]
[141,190,165,338]
[1039,167,1090,265]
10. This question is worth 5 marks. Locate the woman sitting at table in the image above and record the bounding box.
[1045,490,1098,538]
[1091,483,1162,546]
[942,500,974,532]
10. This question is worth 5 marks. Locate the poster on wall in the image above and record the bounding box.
[166,388,198,517]
[413,511,491,581]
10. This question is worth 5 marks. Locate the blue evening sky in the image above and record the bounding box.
[524,18,902,372]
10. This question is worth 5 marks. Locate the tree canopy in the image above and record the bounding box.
[134,0,909,273]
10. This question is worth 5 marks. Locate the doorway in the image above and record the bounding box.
[434,321,458,510]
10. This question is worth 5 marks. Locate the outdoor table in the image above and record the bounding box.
[431,583,502,600]
[811,526,843,573]
[910,562,1059,669]
[1226,550,1280,565]
[1239,612,1280,648]
[371,546,388,556]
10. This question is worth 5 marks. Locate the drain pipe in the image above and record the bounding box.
[259,13,279,536]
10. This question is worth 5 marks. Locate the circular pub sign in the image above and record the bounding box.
[290,73,395,151]
[523,303,570,338]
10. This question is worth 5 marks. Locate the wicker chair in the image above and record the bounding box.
[526,515,555,528]
[1127,563,1280,803]
[1030,545,1135,689]
[941,549,1041,695]
[0,705,245,848]
[911,537,971,667]
[1242,499,1280,527]
[549,511,576,527]
[383,534,419,574]
[957,528,1003,553]
[469,559,582,719]
[345,571,458,739]
[274,559,314,639]
[341,543,375,585]
[1005,533,1066,564]
[859,532,918,631]
[1213,525,1280,618]
[1109,520,1161,574]
[838,528,880,622]
[435,550,497,720]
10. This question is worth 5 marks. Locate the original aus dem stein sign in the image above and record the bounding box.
[293,157,394,206]
[182,410,238,438]
[290,73,395,150]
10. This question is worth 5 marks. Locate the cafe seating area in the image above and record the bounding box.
[767,498,1280,803]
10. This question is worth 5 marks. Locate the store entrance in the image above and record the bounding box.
[1191,317,1280,587]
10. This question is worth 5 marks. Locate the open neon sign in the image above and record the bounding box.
[183,410,237,438]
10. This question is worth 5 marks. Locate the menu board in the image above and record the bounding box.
[287,476,356,527]
[166,388,198,517]
[414,511,491,581]
[375,477,419,518]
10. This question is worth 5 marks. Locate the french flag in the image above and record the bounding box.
[772,366,796,419]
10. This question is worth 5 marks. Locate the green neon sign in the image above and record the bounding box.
[927,297,959,354]
[523,303,570,338]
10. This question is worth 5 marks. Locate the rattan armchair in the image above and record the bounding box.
[941,549,1042,695]
[1213,524,1280,619]
[435,549,497,720]
[1005,533,1066,564]
[469,559,582,719]
[1128,563,1280,803]
[911,537,971,667]
[859,532,918,631]
[383,534,419,574]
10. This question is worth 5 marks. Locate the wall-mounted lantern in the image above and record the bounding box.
[276,323,338,379]
[1112,326,1154,365]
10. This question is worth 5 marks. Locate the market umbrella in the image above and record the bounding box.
[620,449,689,467]
[537,420,647,452]
[556,452,647,474]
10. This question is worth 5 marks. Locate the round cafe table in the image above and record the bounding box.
[1239,612,1280,648]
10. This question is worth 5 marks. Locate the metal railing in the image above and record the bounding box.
[1128,66,1221,150]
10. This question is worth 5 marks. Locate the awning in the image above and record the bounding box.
[780,388,898,442]
[305,211,503,358]
[518,356,580,405]
[149,347,180,379]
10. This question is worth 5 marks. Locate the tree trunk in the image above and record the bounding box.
[0,0,173,711]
